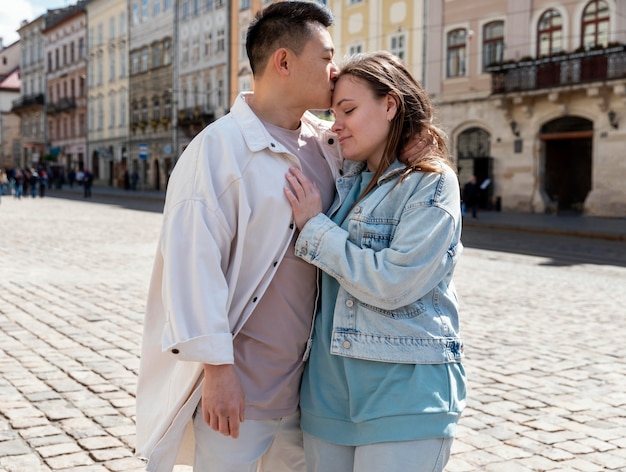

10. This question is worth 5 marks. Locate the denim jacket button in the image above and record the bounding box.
[353,206,361,213]
[342,340,351,349]
[346,300,354,307]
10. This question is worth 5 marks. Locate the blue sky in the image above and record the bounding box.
[1,0,73,46]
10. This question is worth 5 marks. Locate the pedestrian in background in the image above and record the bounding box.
[285,51,466,472]
[463,175,479,218]
[83,169,93,198]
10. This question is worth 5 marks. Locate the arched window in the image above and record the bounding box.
[537,9,563,57]
[582,0,609,49]
[483,21,504,70]
[447,28,467,78]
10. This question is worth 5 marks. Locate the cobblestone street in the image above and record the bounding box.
[0,195,625,471]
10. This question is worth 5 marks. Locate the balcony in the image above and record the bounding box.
[178,106,215,138]
[486,45,626,94]
[48,97,77,114]
[11,93,45,114]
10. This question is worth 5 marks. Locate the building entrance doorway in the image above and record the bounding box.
[540,117,593,214]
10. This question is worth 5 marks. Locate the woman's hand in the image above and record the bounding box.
[284,167,322,231]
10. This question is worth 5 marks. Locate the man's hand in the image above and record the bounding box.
[201,364,245,438]
[399,133,435,165]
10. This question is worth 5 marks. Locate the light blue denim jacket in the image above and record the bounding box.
[295,159,464,364]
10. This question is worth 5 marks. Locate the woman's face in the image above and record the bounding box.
[330,75,395,171]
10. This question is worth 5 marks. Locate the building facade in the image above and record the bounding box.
[86,0,129,187]
[43,3,88,176]
[177,0,229,152]
[12,16,47,170]
[128,0,175,191]
[1,38,22,170]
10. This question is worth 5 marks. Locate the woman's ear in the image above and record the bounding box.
[386,94,399,122]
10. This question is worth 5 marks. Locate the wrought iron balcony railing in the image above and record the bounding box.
[486,45,626,94]
[11,93,45,112]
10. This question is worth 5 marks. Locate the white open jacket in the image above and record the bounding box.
[134,93,342,471]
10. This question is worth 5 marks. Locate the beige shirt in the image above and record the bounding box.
[234,119,336,419]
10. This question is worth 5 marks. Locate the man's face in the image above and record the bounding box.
[291,24,338,110]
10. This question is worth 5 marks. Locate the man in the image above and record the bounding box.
[136,2,341,471]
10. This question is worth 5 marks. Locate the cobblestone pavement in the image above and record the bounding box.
[1,196,625,471]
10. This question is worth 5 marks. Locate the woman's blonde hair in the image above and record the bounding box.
[338,51,452,201]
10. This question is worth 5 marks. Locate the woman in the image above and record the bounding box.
[284,51,466,472]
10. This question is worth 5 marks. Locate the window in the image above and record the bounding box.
[141,100,148,122]
[164,96,172,119]
[97,54,103,85]
[164,0,171,10]
[132,102,139,124]
[120,49,127,77]
[131,51,140,74]
[109,53,116,81]
[537,9,563,57]
[120,92,127,126]
[204,32,213,57]
[142,0,148,20]
[63,45,67,65]
[163,40,172,65]
[240,0,250,9]
[141,48,149,72]
[152,43,161,68]
[447,28,467,77]
[390,33,406,61]
[120,12,127,35]
[483,21,504,70]
[182,0,189,19]
[582,0,609,49]
[109,17,115,40]
[97,96,104,130]
[70,42,75,63]
[348,44,363,55]
[153,98,160,120]
[109,93,116,128]
[205,0,213,11]
[193,0,199,16]
[48,52,53,72]
[154,0,161,16]
[216,29,225,53]
[79,38,85,58]
[97,23,103,46]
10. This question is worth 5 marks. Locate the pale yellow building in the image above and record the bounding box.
[87,0,129,187]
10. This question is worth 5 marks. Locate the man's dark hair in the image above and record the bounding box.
[246,1,334,76]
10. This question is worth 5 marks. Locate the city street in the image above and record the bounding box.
[0,195,625,471]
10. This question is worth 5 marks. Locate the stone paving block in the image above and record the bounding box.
[59,418,105,440]
[37,442,82,458]
[0,440,32,457]
[37,401,84,421]
[483,461,534,472]
[557,457,607,471]
[27,435,74,448]
[44,452,94,470]
[62,466,109,472]
[77,436,124,451]
[0,453,50,471]
[88,447,132,462]
[101,457,148,471]
[585,450,626,470]
[10,416,50,429]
